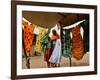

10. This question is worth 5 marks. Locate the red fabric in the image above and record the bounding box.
[44,48,52,62]
[51,34,60,40]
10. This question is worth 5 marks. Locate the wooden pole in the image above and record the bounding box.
[69,57,72,67]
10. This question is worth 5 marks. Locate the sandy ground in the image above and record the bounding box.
[22,52,89,69]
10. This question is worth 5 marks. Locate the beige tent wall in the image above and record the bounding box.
[22,11,89,27]
[22,11,62,27]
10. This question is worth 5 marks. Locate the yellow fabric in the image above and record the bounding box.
[35,26,48,53]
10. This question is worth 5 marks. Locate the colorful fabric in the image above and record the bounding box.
[35,27,48,53]
[71,25,84,60]
[51,34,60,53]
[51,34,60,40]
[23,23,35,53]
[49,39,62,64]
[41,28,51,54]
[44,48,52,62]
[62,29,72,58]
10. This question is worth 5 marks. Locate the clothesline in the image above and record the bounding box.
[23,17,85,30]
[63,19,85,29]
[22,17,60,36]
[22,17,85,39]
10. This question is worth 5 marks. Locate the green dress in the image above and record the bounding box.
[62,29,72,58]
[41,28,51,54]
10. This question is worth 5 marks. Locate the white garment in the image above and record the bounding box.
[49,39,62,64]
[63,19,85,29]
[33,26,40,35]
[63,19,84,39]
[49,23,61,37]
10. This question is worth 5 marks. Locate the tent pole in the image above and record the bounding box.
[69,57,72,67]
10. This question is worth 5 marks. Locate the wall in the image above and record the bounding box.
[0,0,100,80]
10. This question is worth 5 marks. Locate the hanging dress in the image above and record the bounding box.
[80,19,89,53]
[49,39,62,64]
[35,27,48,53]
[62,29,72,58]
[41,28,51,54]
[44,42,52,62]
[71,25,84,60]
[23,24,35,54]
[51,34,60,53]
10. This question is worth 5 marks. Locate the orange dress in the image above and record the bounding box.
[23,24,35,54]
[71,25,84,60]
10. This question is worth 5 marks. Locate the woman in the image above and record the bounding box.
[49,30,61,67]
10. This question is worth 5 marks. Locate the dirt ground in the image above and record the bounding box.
[22,52,89,69]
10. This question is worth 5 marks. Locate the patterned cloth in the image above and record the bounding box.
[23,23,35,53]
[35,27,48,53]
[62,29,72,58]
[71,25,84,60]
[49,39,62,64]
[41,28,51,54]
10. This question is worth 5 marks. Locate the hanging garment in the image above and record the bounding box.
[80,19,89,53]
[40,28,52,62]
[49,39,62,64]
[49,23,61,38]
[34,26,40,35]
[41,28,51,54]
[44,43,52,62]
[23,24,35,53]
[62,29,72,58]
[51,33,60,52]
[71,25,84,60]
[35,27,48,53]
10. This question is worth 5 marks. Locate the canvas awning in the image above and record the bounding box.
[22,11,89,27]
